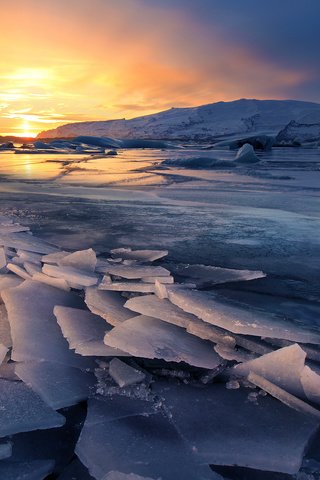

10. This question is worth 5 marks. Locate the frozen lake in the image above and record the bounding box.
[0,146,319,305]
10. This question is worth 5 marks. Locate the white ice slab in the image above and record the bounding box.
[85,287,133,326]
[15,361,96,409]
[0,232,59,254]
[2,280,93,369]
[54,306,129,357]
[24,262,42,276]
[110,248,168,262]
[124,295,235,346]
[0,379,65,436]
[43,264,98,287]
[42,251,69,264]
[104,315,222,369]
[32,272,70,291]
[0,247,6,270]
[142,276,174,284]
[104,265,171,279]
[301,366,320,405]
[0,303,12,348]
[99,280,156,293]
[7,263,32,280]
[0,273,23,299]
[167,288,320,344]
[59,248,97,272]
[109,358,145,387]
[17,250,43,264]
[0,343,8,365]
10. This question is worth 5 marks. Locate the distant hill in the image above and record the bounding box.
[38,99,320,141]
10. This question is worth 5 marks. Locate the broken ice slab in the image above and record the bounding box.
[0,441,12,460]
[103,265,171,279]
[59,248,97,272]
[168,263,265,287]
[0,304,12,348]
[0,362,19,381]
[17,249,43,264]
[109,358,145,387]
[85,287,133,326]
[124,295,235,346]
[247,372,320,420]
[0,273,23,299]
[7,263,32,280]
[54,306,129,357]
[15,361,96,410]
[42,251,69,264]
[0,460,55,480]
[0,232,59,254]
[32,272,71,291]
[0,247,6,270]
[0,378,65,436]
[24,262,42,276]
[153,380,319,474]
[214,344,256,362]
[99,279,156,293]
[2,280,93,369]
[104,315,223,369]
[76,397,219,480]
[167,287,320,344]
[110,248,168,262]
[142,276,174,284]
[0,343,8,365]
[43,264,98,287]
[0,224,30,234]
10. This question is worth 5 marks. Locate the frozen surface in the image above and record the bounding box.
[153,381,319,474]
[76,396,220,480]
[0,379,65,436]
[85,287,133,326]
[2,280,92,368]
[0,460,55,480]
[167,287,320,344]
[54,306,129,356]
[0,232,58,254]
[0,441,12,460]
[104,315,222,369]
[15,361,96,409]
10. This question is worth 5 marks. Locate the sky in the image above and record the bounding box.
[0,0,319,137]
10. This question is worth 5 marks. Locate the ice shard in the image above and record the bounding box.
[2,280,93,369]
[15,361,96,409]
[32,272,71,291]
[7,263,32,280]
[153,380,319,474]
[103,265,171,279]
[0,379,65,436]
[85,287,133,326]
[0,232,59,254]
[0,304,12,348]
[167,287,320,344]
[24,262,42,276]
[110,248,168,262]
[59,248,97,272]
[104,315,222,369]
[108,358,145,387]
[99,280,156,293]
[43,264,98,287]
[54,306,129,357]
[42,251,69,264]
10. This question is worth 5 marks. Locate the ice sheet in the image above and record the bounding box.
[110,248,168,262]
[0,232,59,254]
[59,248,97,271]
[103,265,171,279]
[43,264,98,287]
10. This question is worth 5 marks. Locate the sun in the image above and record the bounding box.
[19,120,37,138]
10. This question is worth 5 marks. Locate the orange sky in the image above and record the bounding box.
[0,0,312,137]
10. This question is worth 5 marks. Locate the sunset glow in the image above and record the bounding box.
[0,0,318,137]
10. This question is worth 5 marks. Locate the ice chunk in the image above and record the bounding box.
[0,304,12,348]
[17,250,43,263]
[54,306,129,357]
[0,247,6,270]
[301,366,320,405]
[0,460,55,480]
[0,232,58,254]
[7,263,32,280]
[0,379,65,436]
[24,262,42,276]
[168,264,265,287]
[104,315,222,369]
[153,380,319,474]
[124,295,235,346]
[76,397,219,480]
[167,288,320,344]
[214,344,256,362]
[2,280,93,369]
[59,248,97,272]
[103,265,171,279]
[0,441,12,460]
[85,287,133,326]
[142,276,174,284]
[247,372,320,420]
[43,264,98,287]
[110,248,168,262]
[109,358,145,387]
[0,343,8,365]
[42,251,69,264]
[32,272,70,291]
[0,274,23,299]
[235,143,260,163]
[15,361,96,409]
[99,280,156,293]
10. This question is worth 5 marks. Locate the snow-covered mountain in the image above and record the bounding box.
[276,119,320,145]
[38,99,320,141]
